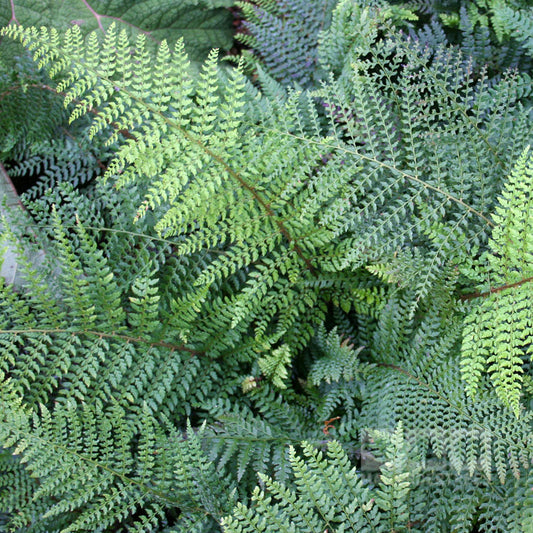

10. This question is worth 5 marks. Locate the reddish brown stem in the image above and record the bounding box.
[1,328,203,356]
[460,276,533,301]
[9,0,18,25]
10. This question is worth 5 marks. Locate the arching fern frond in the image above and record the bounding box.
[221,425,415,533]
[0,378,234,531]
[3,16,530,361]
[461,146,533,416]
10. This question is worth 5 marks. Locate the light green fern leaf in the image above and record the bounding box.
[257,344,292,390]
[370,422,414,531]
[461,147,533,416]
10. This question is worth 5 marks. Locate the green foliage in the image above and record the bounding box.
[0,0,234,63]
[235,0,338,86]
[221,438,384,533]
[0,0,234,208]
[222,425,422,533]
[1,1,533,531]
[0,52,68,157]
[396,1,533,85]
[450,0,533,53]
[257,344,292,389]
[461,147,533,416]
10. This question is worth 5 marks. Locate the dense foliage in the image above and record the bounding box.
[1,0,533,531]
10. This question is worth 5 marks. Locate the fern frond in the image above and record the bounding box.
[203,390,319,486]
[257,344,292,389]
[461,147,533,416]
[222,436,416,533]
[370,423,414,531]
[361,309,533,485]
[237,0,337,87]
[0,381,234,531]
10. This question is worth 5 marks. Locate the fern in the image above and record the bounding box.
[0,379,234,530]
[461,147,533,416]
[222,426,415,533]
[0,52,68,157]
[235,0,338,87]
[0,0,235,218]
[1,2,533,531]
[489,2,533,57]
[0,0,234,63]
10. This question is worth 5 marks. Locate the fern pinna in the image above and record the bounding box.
[1,1,533,531]
[235,0,337,86]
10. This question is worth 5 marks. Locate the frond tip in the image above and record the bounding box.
[257,344,292,389]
